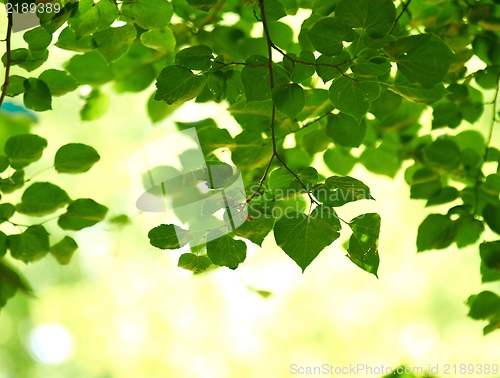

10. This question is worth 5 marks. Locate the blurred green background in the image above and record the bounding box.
[1,7,500,378]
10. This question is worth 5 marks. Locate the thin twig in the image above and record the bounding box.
[0,6,13,108]
[390,0,413,34]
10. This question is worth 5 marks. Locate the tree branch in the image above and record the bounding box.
[0,6,13,109]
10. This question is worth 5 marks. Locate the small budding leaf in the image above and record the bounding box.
[148,224,193,249]
[54,143,100,173]
[178,253,212,272]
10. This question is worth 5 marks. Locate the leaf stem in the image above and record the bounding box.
[0,5,13,109]
[390,0,412,34]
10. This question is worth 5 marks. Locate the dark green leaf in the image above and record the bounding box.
[206,230,246,269]
[68,0,118,39]
[186,0,218,12]
[0,203,15,224]
[329,77,380,121]
[176,45,213,71]
[261,0,287,22]
[58,199,108,231]
[0,156,9,173]
[426,186,458,206]
[155,65,207,104]
[274,208,341,272]
[416,214,456,252]
[208,70,244,103]
[347,213,381,277]
[50,236,78,265]
[241,55,271,102]
[6,75,26,97]
[410,168,441,199]
[271,79,305,119]
[455,216,484,248]
[0,170,25,194]
[467,291,500,320]
[231,131,273,171]
[0,261,33,297]
[54,143,100,173]
[335,0,396,38]
[268,167,317,198]
[8,225,50,263]
[38,69,78,97]
[480,241,500,272]
[326,113,366,147]
[16,182,71,216]
[484,204,500,235]
[483,174,500,195]
[316,51,351,83]
[390,74,448,104]
[4,134,47,169]
[323,147,356,175]
[178,253,212,272]
[148,224,193,249]
[55,27,95,53]
[147,92,178,123]
[0,231,6,258]
[234,213,275,247]
[423,138,461,170]
[307,17,355,56]
[23,78,51,111]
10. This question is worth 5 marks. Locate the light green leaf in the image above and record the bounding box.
[323,147,357,175]
[23,27,52,51]
[58,199,108,231]
[314,175,374,207]
[390,74,448,104]
[326,113,366,147]
[241,55,271,102]
[261,0,287,22]
[93,24,137,63]
[80,90,110,121]
[155,65,207,105]
[147,92,179,123]
[38,69,78,97]
[274,208,341,272]
[55,27,95,53]
[68,0,118,39]
[307,17,355,56]
[206,230,246,269]
[4,134,47,170]
[140,29,176,54]
[234,213,275,247]
[65,51,114,85]
[148,224,193,249]
[271,79,305,119]
[178,253,212,272]
[23,78,51,112]
[50,236,78,265]
[335,0,396,38]
[54,143,100,173]
[231,131,273,171]
[417,214,456,252]
[347,213,381,277]
[16,182,71,216]
[385,34,454,88]
[329,77,380,121]
[8,225,50,263]
[268,167,317,197]
[121,0,173,30]
[208,70,243,103]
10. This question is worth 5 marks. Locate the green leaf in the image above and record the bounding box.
[467,291,500,320]
[271,79,305,119]
[50,236,78,265]
[455,216,484,248]
[147,92,178,123]
[231,131,273,171]
[197,127,234,156]
[0,170,25,194]
[274,208,341,272]
[16,182,71,216]
[307,17,355,56]
[426,187,459,206]
[55,27,95,52]
[178,253,212,272]
[423,138,461,170]
[23,78,51,112]
[261,0,287,22]
[54,143,100,173]
[58,199,108,231]
[176,45,213,71]
[121,0,173,30]
[326,113,366,147]
[5,75,26,97]
[148,224,193,249]
[65,51,114,86]
[140,29,176,54]
[206,230,246,269]
[0,156,8,173]
[4,134,47,169]
[241,55,271,102]
[23,27,52,51]
[233,213,275,247]
[0,231,6,258]
[316,51,351,83]
[410,168,441,199]
[432,103,462,129]
[268,167,318,198]
[480,241,500,273]
[323,147,356,175]
[38,69,78,97]
[154,65,207,105]
[93,24,137,63]
[0,261,34,298]
[484,204,500,235]
[68,0,118,39]
[314,175,374,207]
[483,174,500,195]
[347,213,381,277]
[329,77,380,121]
[0,203,15,224]
[390,74,448,104]
[208,70,244,103]
[290,51,316,83]
[80,90,110,121]
[335,0,395,38]
[385,34,454,88]
[416,214,456,252]
[8,225,50,263]
[186,0,218,11]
